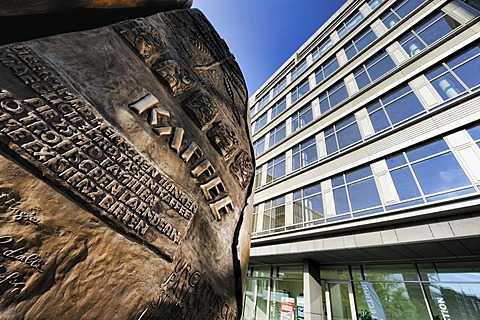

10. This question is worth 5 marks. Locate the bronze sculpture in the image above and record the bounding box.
[0,2,253,319]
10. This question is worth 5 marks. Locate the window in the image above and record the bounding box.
[332,165,383,217]
[467,123,480,149]
[312,39,333,61]
[252,112,268,134]
[386,138,475,206]
[291,59,307,81]
[319,80,349,114]
[315,56,340,85]
[353,50,396,90]
[292,136,318,171]
[266,154,286,183]
[325,115,362,155]
[381,0,426,29]
[293,183,323,228]
[256,94,270,112]
[344,27,378,60]
[368,0,383,10]
[251,205,258,233]
[268,122,286,148]
[263,196,285,232]
[253,136,265,156]
[399,11,461,57]
[291,104,313,133]
[337,11,364,39]
[367,83,424,132]
[291,79,310,104]
[270,98,287,121]
[254,167,263,189]
[272,78,286,98]
[426,45,480,101]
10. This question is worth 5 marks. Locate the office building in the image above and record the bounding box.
[244,0,480,319]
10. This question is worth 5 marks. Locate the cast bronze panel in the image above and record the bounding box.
[0,9,253,320]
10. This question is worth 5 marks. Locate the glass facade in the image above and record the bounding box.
[244,262,480,320]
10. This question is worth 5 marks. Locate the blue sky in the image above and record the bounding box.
[193,0,346,96]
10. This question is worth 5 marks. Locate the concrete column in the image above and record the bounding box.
[304,260,323,320]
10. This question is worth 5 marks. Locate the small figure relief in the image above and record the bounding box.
[207,122,238,162]
[114,19,167,61]
[153,60,195,96]
[230,151,254,189]
[181,91,218,131]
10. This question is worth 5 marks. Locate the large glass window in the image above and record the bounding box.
[268,122,287,148]
[386,138,475,208]
[292,136,318,171]
[367,83,424,132]
[325,115,362,155]
[381,0,426,29]
[332,165,383,218]
[272,78,286,98]
[253,136,265,156]
[270,98,287,121]
[291,59,307,81]
[337,11,364,39]
[368,0,383,10]
[253,112,268,134]
[467,122,480,149]
[312,39,333,61]
[344,27,378,60]
[426,45,480,102]
[291,79,310,104]
[263,196,285,232]
[266,154,286,183]
[293,183,323,228]
[315,56,340,85]
[399,11,461,57]
[291,104,313,133]
[353,50,396,90]
[319,80,349,114]
[251,205,258,233]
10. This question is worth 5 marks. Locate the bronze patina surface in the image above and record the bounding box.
[0,8,253,320]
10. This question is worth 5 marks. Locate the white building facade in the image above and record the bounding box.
[245,0,480,319]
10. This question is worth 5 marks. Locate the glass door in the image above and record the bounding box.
[326,281,357,320]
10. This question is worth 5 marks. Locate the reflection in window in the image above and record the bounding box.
[337,11,364,39]
[312,39,333,61]
[292,137,318,171]
[325,115,362,155]
[291,79,310,104]
[253,136,265,156]
[386,138,475,207]
[344,27,378,60]
[253,112,268,134]
[291,104,314,133]
[315,56,340,85]
[263,196,285,232]
[293,183,323,228]
[268,122,286,148]
[354,50,396,90]
[381,0,425,29]
[270,98,287,121]
[367,84,424,132]
[467,122,480,149]
[256,94,270,113]
[368,0,383,10]
[399,11,461,57]
[254,167,263,189]
[332,165,383,217]
[426,45,480,101]
[272,78,286,98]
[291,59,307,81]
[319,80,349,114]
[251,205,258,233]
[266,154,286,183]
